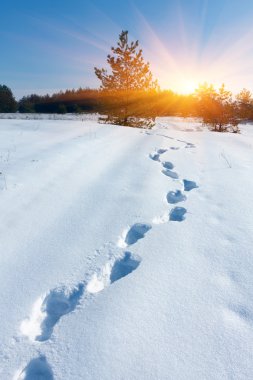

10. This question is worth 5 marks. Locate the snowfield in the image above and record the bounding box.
[0,115,253,379]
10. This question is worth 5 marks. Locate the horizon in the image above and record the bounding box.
[2,0,253,99]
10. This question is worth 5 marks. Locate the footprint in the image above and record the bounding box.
[170,147,180,150]
[149,148,167,162]
[110,252,141,283]
[125,223,152,246]
[162,169,179,179]
[20,283,84,342]
[162,161,174,170]
[119,223,152,247]
[149,152,160,162]
[157,148,167,154]
[183,179,198,191]
[223,305,253,329]
[229,305,253,322]
[87,252,141,294]
[176,140,195,148]
[15,356,54,380]
[167,190,186,204]
[169,207,187,222]
[185,143,195,149]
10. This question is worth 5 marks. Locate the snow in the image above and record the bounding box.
[0,115,253,379]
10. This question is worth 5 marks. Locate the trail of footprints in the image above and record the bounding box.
[150,143,198,223]
[15,136,197,378]
[16,229,147,377]
[20,226,149,346]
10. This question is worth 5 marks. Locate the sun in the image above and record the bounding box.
[158,72,200,94]
[175,78,198,94]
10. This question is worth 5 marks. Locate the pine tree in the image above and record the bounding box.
[95,31,157,92]
[94,31,158,126]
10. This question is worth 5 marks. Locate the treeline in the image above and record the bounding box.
[6,87,197,116]
[1,83,253,131]
[0,85,198,115]
[18,88,99,114]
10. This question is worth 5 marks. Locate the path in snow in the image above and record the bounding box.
[19,249,142,373]
[20,249,142,344]
[149,140,198,224]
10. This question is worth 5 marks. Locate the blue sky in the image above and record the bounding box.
[1,0,253,98]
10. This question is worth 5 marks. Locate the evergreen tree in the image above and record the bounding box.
[0,85,17,113]
[236,88,253,120]
[95,31,157,91]
[94,31,158,127]
[195,83,239,132]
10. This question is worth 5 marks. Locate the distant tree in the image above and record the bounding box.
[236,88,253,120]
[19,100,34,113]
[57,104,67,114]
[195,83,239,132]
[0,85,17,112]
[18,94,41,113]
[94,30,158,127]
[66,103,82,113]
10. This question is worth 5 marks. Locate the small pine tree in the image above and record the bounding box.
[94,31,158,127]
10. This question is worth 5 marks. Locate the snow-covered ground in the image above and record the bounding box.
[0,116,253,379]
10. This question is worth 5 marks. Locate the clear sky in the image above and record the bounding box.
[1,0,253,98]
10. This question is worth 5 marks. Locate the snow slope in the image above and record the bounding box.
[0,116,253,379]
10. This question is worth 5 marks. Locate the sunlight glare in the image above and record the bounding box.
[174,77,199,94]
